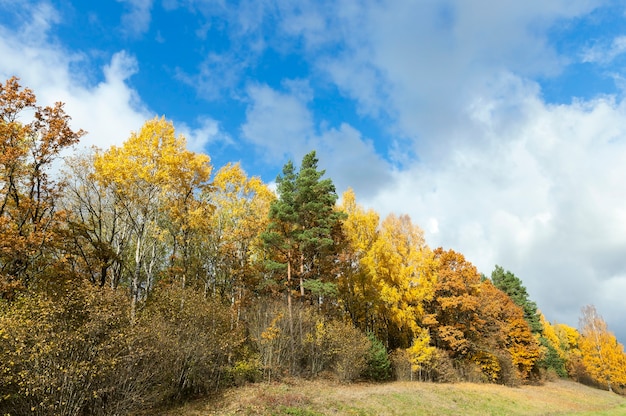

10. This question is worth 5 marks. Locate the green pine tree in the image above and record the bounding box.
[261,151,346,374]
[490,265,543,334]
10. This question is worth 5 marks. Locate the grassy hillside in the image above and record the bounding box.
[159,379,626,416]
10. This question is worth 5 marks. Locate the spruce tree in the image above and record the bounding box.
[491,265,543,334]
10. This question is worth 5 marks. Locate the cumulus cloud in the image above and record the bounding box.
[0,3,149,151]
[241,82,393,199]
[177,116,233,154]
[241,82,315,160]
[364,76,626,337]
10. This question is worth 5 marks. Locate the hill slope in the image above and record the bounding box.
[160,379,626,416]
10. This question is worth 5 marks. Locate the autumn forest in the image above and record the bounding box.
[1,77,625,415]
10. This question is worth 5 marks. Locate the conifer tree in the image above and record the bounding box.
[491,265,542,334]
[261,151,345,373]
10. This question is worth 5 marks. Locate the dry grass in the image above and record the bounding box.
[157,378,626,416]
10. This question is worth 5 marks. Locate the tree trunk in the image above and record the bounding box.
[300,253,305,298]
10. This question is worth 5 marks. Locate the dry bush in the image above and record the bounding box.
[247,301,370,382]
[429,349,459,383]
[324,319,370,382]
[390,349,413,381]
[496,351,522,387]
[0,282,245,416]
[247,300,294,380]
[391,347,459,383]
[0,283,133,416]
[136,285,245,400]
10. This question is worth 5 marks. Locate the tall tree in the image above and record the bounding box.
[0,77,84,297]
[203,162,274,308]
[294,151,346,298]
[491,265,542,334]
[261,151,344,374]
[93,117,212,320]
[579,305,626,392]
[337,189,380,330]
[362,213,437,348]
[262,151,344,310]
[424,248,484,359]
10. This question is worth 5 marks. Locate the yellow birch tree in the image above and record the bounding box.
[362,213,437,347]
[93,117,212,320]
[579,305,626,392]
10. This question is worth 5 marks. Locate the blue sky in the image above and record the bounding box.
[2,0,626,343]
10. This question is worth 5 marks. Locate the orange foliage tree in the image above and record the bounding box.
[478,280,540,381]
[423,248,484,359]
[0,77,84,297]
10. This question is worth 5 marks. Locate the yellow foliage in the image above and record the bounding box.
[94,117,212,224]
[339,190,439,348]
[261,313,283,343]
[471,351,501,382]
[91,117,215,308]
[407,327,436,372]
[540,313,566,359]
[579,305,626,391]
[361,213,437,346]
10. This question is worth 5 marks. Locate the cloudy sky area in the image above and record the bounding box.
[1,0,626,342]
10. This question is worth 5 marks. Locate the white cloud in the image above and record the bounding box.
[241,82,392,199]
[247,0,594,157]
[241,83,314,160]
[0,3,150,151]
[363,77,626,336]
[178,116,232,154]
[117,0,154,38]
[317,123,393,199]
[582,35,626,64]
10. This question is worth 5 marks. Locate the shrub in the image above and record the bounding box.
[226,352,263,386]
[471,351,501,383]
[429,349,458,383]
[364,332,392,381]
[390,349,412,381]
[247,301,370,382]
[0,283,245,416]
[247,300,294,381]
[496,351,522,387]
[324,320,370,382]
[136,285,245,400]
[0,283,133,416]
